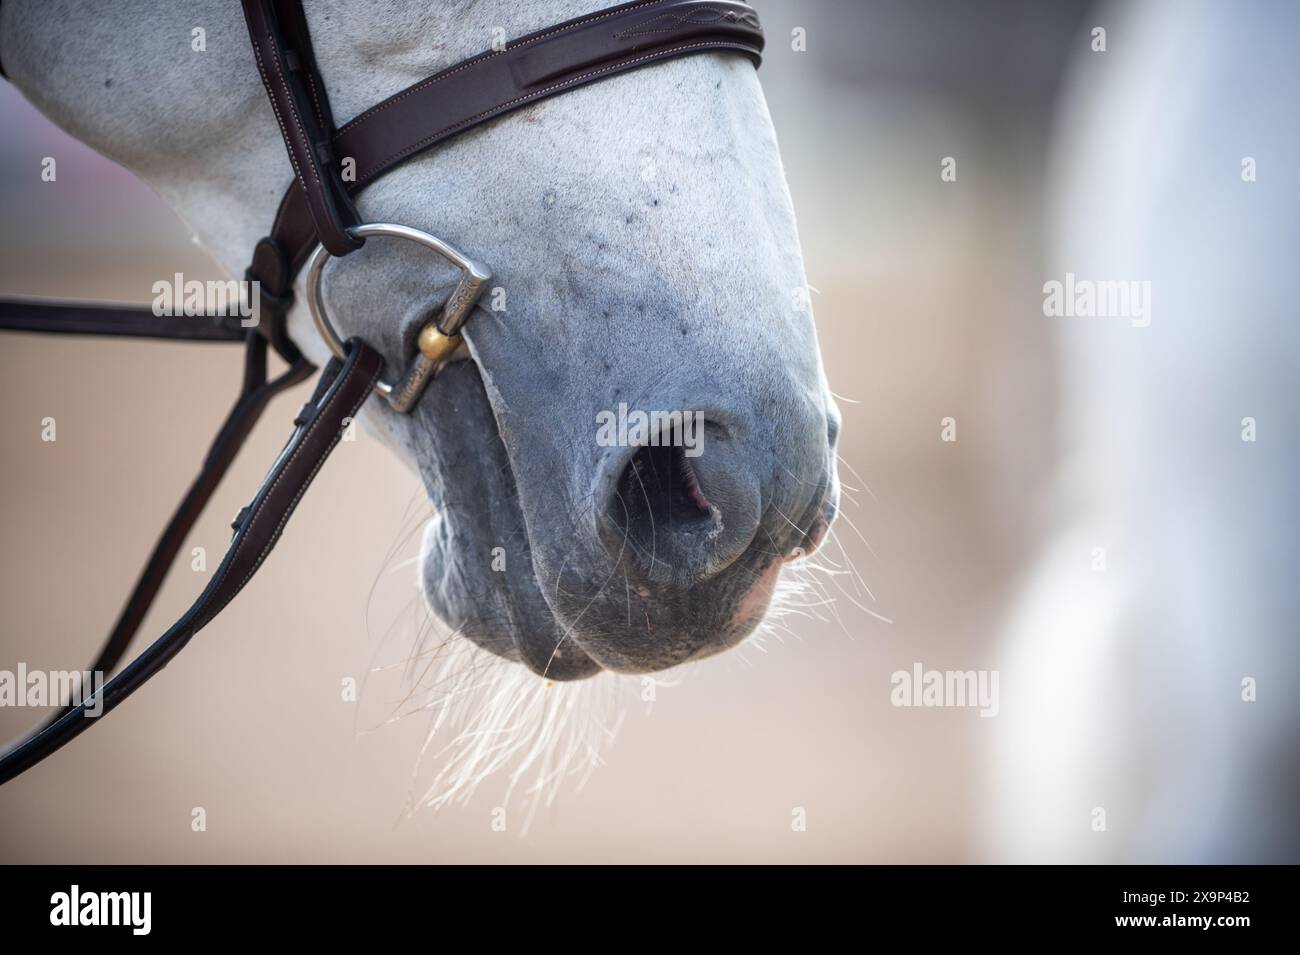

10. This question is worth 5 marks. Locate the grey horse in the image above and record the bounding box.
[0,0,839,690]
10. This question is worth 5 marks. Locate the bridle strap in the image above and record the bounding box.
[237,0,360,366]
[0,298,247,342]
[240,0,361,259]
[333,0,763,194]
[0,341,381,784]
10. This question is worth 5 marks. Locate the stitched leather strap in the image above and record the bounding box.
[239,0,363,365]
[240,0,360,258]
[0,341,382,784]
[335,0,762,193]
[0,298,248,342]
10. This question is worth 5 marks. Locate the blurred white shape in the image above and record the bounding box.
[988,0,1300,862]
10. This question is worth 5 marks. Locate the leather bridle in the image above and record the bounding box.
[0,0,764,784]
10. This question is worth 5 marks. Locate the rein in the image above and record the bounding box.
[0,0,763,783]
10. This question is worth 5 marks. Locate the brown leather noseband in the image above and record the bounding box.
[0,1,763,783]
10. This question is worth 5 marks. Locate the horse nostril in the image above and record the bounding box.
[606,444,713,580]
[619,444,711,525]
[599,424,761,587]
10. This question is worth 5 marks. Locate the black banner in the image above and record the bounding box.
[0,865,1286,940]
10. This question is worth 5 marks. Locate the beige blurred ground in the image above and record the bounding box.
[0,2,1074,862]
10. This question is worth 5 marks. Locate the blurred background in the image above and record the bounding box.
[2,0,1295,862]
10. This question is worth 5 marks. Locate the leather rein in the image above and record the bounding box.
[0,1,763,784]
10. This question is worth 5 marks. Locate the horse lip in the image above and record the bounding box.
[728,560,783,636]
